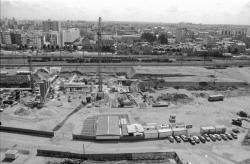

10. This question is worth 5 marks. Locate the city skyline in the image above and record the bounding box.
[1,0,250,25]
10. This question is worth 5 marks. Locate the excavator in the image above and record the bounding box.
[232,110,250,127]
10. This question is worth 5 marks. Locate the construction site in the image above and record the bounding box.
[1,18,250,164]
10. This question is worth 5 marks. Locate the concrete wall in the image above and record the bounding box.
[37,149,183,164]
[0,126,54,138]
[72,134,95,141]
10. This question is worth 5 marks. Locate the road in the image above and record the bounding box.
[0,131,249,164]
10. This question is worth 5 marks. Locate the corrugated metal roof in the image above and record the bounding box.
[127,124,144,133]
[96,115,120,136]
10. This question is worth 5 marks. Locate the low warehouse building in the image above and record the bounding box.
[0,74,31,89]
[96,115,121,140]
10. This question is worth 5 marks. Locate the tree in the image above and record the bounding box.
[51,45,55,51]
[43,44,47,49]
[158,33,168,44]
[141,32,156,43]
[73,45,77,50]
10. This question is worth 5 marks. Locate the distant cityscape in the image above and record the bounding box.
[1,17,250,56]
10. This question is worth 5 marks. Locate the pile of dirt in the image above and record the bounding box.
[191,92,208,98]
[157,93,193,104]
[39,109,56,116]
[242,129,250,146]
[221,89,250,98]
[14,107,31,116]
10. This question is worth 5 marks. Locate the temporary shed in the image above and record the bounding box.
[200,126,216,135]
[158,128,173,138]
[127,124,144,135]
[5,150,19,160]
[215,125,226,134]
[172,127,188,136]
[144,129,158,139]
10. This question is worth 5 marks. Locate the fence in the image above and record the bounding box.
[0,126,54,138]
[37,149,183,164]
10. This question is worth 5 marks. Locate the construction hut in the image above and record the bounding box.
[96,115,121,140]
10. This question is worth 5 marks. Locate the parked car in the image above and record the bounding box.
[168,136,174,143]
[232,129,240,133]
[209,134,216,141]
[231,133,238,139]
[214,134,222,141]
[225,133,233,140]
[203,134,210,142]
[188,136,196,145]
[174,136,182,143]
[193,136,200,143]
[180,135,188,142]
[220,134,228,140]
[198,136,206,143]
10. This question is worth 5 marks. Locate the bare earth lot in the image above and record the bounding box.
[1,66,250,164]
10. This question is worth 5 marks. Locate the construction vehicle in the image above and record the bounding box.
[169,114,176,123]
[232,118,242,127]
[237,110,249,118]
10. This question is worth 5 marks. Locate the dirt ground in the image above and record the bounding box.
[1,66,250,164]
[0,91,82,131]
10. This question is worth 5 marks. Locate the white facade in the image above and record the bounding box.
[44,31,60,46]
[61,28,80,46]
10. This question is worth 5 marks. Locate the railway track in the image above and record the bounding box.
[1,61,250,67]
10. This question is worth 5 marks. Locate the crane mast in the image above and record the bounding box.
[97,17,102,93]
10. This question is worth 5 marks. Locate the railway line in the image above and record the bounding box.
[1,53,250,67]
[1,61,250,67]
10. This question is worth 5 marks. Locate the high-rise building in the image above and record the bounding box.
[175,28,187,43]
[247,28,250,36]
[0,33,2,44]
[221,29,232,37]
[42,19,61,32]
[1,31,12,44]
[10,32,22,45]
[60,28,80,46]
[21,32,43,48]
[44,31,60,46]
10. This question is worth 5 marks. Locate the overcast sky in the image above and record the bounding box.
[1,0,250,25]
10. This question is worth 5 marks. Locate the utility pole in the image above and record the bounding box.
[28,54,34,92]
[97,17,103,93]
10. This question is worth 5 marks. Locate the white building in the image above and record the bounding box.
[44,31,60,46]
[21,32,43,48]
[61,28,80,46]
